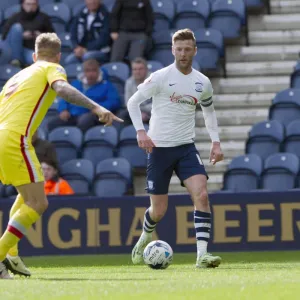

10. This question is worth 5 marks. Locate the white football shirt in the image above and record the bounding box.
[137,63,213,147]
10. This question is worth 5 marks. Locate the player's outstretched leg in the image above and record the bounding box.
[132,208,157,264]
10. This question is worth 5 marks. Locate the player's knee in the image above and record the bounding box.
[151,204,167,222]
[194,190,209,207]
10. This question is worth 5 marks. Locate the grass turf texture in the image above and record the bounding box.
[1,252,300,300]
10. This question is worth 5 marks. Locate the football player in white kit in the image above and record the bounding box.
[127,29,224,268]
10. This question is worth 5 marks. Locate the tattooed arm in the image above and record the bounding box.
[52,80,123,126]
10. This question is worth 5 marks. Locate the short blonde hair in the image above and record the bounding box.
[35,33,61,59]
[172,29,196,47]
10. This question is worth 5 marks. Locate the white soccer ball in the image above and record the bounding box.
[143,240,173,269]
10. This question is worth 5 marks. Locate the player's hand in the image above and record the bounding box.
[23,31,33,39]
[209,142,224,165]
[111,32,119,41]
[59,110,71,121]
[137,130,155,154]
[93,106,123,127]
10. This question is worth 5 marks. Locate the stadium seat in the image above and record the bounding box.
[61,159,94,195]
[118,125,148,169]
[82,126,118,165]
[282,120,300,158]
[208,0,246,40]
[269,88,300,127]
[103,0,116,12]
[261,153,299,191]
[4,4,20,21]
[5,185,17,197]
[173,0,210,31]
[72,2,85,17]
[244,0,265,9]
[0,64,21,85]
[94,158,132,197]
[290,61,300,88]
[65,63,83,82]
[0,0,19,12]
[147,60,164,73]
[194,28,225,73]
[246,120,284,161]
[151,0,175,32]
[0,41,12,65]
[223,154,262,192]
[48,127,83,165]
[58,32,73,65]
[47,99,59,118]
[0,182,5,198]
[37,127,47,140]
[150,30,175,66]
[41,3,71,32]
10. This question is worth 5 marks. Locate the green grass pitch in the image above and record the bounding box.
[0,251,300,300]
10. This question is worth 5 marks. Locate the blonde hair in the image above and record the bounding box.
[172,29,196,47]
[35,33,61,59]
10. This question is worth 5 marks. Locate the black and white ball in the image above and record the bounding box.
[143,240,173,269]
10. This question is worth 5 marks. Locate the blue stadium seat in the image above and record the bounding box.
[194,28,224,71]
[72,2,85,17]
[150,30,175,66]
[103,0,116,12]
[223,154,262,192]
[0,0,19,12]
[290,61,300,88]
[0,41,12,65]
[208,0,246,39]
[246,120,284,161]
[37,127,47,140]
[61,159,94,194]
[4,4,20,21]
[65,63,83,82]
[94,158,132,197]
[151,0,175,32]
[41,3,71,32]
[261,153,299,191]
[0,64,21,85]
[58,32,73,64]
[118,125,148,169]
[173,0,210,31]
[82,126,118,165]
[269,88,300,127]
[244,0,264,9]
[5,185,17,197]
[147,60,164,73]
[48,127,83,165]
[282,120,300,158]
[0,182,5,198]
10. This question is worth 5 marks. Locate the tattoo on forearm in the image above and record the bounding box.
[53,81,98,110]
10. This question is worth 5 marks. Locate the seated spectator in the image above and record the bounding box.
[2,0,54,67]
[32,131,58,165]
[65,0,110,65]
[42,161,74,196]
[119,57,152,125]
[110,0,153,62]
[48,59,121,132]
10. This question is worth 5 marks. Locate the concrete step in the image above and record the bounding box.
[196,108,268,126]
[213,93,273,108]
[250,30,300,45]
[271,1,300,14]
[227,61,295,77]
[211,76,289,94]
[226,45,299,62]
[195,125,251,141]
[249,14,300,31]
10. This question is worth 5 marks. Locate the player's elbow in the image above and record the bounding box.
[52,80,67,97]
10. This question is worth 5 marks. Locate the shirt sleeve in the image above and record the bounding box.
[137,71,161,99]
[199,77,213,107]
[47,64,67,87]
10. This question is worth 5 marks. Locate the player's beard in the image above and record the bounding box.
[177,58,193,72]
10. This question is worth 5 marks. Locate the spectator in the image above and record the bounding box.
[119,57,152,125]
[48,59,121,132]
[32,131,58,165]
[110,0,154,62]
[42,161,74,195]
[65,0,110,65]
[2,0,54,67]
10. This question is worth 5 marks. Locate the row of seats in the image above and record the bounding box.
[291,61,300,88]
[40,125,148,169]
[223,153,300,192]
[0,157,134,198]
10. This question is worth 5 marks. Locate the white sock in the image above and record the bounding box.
[197,240,208,257]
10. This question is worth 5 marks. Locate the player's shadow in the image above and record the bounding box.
[36,278,158,281]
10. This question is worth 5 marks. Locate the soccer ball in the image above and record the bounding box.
[143,240,173,269]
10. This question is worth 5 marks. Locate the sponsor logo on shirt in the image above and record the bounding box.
[170,92,197,106]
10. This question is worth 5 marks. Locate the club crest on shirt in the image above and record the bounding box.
[170,92,197,106]
[195,82,203,93]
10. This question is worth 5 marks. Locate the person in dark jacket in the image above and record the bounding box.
[65,0,110,65]
[48,59,121,132]
[110,0,154,62]
[2,0,54,67]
